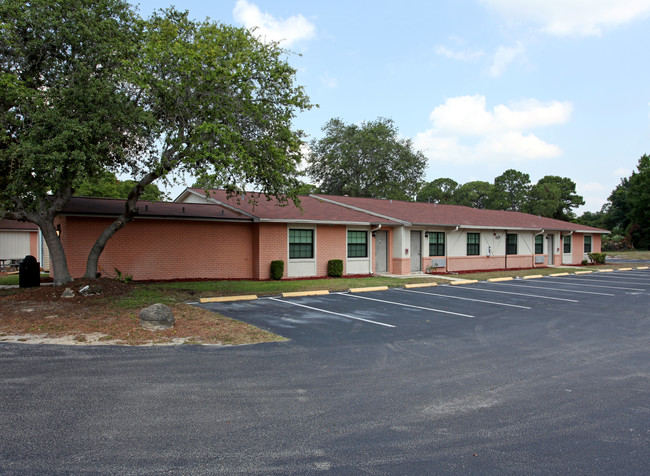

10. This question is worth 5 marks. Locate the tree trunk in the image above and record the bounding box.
[40,221,73,286]
[83,153,177,279]
[84,217,130,279]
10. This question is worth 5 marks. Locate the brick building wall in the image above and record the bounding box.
[61,217,254,281]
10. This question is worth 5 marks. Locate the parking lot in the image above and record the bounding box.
[2,267,649,474]
[198,268,650,346]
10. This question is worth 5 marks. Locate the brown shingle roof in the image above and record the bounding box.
[187,189,399,224]
[61,196,250,221]
[311,194,608,233]
[0,219,39,231]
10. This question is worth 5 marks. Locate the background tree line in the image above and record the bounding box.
[305,118,648,249]
[576,154,650,250]
[416,169,585,221]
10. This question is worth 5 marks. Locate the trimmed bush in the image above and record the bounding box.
[588,252,606,264]
[270,260,284,280]
[327,259,343,278]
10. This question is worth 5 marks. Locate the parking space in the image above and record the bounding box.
[196,269,649,345]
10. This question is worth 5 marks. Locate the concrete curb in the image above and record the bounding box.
[199,295,257,303]
[282,290,329,298]
[349,286,389,293]
[404,283,438,289]
[198,267,650,302]
[450,280,479,285]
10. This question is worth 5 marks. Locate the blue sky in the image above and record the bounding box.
[133,0,650,213]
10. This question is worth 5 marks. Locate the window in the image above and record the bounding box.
[347,230,368,258]
[535,235,544,254]
[467,233,480,256]
[506,234,518,255]
[564,235,571,254]
[289,229,313,259]
[584,235,592,253]
[428,232,445,256]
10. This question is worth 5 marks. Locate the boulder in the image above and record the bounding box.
[61,288,75,298]
[139,303,175,330]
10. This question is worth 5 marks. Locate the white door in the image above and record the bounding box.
[410,231,421,272]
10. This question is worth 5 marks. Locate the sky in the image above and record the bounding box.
[133,0,650,213]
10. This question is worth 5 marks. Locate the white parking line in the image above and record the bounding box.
[494,282,615,296]
[547,277,645,291]
[453,285,579,302]
[342,293,475,318]
[268,298,396,328]
[401,288,532,309]
[584,273,650,282]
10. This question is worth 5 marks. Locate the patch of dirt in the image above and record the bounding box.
[2,278,131,302]
[0,279,284,346]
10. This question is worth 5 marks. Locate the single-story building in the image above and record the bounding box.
[0,219,49,271]
[54,189,608,281]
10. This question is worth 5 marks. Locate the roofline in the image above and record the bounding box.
[179,189,259,220]
[309,194,412,226]
[59,212,251,223]
[258,219,390,226]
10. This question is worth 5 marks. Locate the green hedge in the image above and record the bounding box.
[327,259,343,278]
[588,252,606,264]
[270,260,284,280]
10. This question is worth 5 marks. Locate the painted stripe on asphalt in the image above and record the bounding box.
[548,277,645,291]
[494,282,615,296]
[342,293,475,318]
[402,288,531,309]
[268,297,396,328]
[452,285,579,302]
[584,273,650,282]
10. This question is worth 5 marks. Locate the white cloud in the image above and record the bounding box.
[435,45,485,62]
[233,0,316,47]
[488,42,525,77]
[481,0,650,36]
[320,71,338,88]
[612,167,631,178]
[414,95,571,165]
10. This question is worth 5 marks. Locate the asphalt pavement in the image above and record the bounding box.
[1,270,649,474]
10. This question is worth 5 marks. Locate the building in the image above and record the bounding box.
[0,219,49,270]
[53,189,607,281]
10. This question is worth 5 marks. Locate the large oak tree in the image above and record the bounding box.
[306,118,426,200]
[1,1,312,285]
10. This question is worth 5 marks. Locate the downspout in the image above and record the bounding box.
[533,229,544,268]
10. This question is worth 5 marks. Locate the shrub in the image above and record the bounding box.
[588,252,606,264]
[581,259,589,266]
[327,259,343,278]
[270,260,284,280]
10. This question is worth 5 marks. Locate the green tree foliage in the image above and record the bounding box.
[74,170,166,201]
[452,181,494,209]
[490,169,531,211]
[1,2,312,284]
[0,0,150,285]
[307,118,426,200]
[416,178,458,203]
[526,175,584,220]
[626,154,650,248]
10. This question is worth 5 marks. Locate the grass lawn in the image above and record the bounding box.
[1,258,647,346]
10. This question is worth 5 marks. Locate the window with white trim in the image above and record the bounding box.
[584,235,592,253]
[347,230,368,258]
[289,229,314,259]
